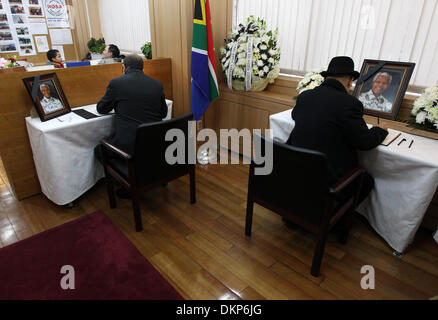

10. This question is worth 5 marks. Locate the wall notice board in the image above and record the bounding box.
[0,0,78,65]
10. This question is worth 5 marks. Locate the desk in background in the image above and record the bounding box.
[269,109,438,253]
[25,101,172,206]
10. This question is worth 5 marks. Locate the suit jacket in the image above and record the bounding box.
[286,78,388,181]
[97,68,168,154]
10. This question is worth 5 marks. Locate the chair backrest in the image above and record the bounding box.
[133,112,194,187]
[66,61,91,68]
[252,134,330,226]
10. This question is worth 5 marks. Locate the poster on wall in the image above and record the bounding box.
[49,27,71,44]
[0,0,18,52]
[34,34,48,51]
[0,0,40,56]
[44,0,69,28]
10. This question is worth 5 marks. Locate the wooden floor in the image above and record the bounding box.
[0,159,437,300]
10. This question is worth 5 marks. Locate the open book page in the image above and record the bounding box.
[366,124,401,146]
[381,129,401,146]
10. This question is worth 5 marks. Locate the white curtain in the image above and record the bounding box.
[234,0,438,88]
[98,0,151,53]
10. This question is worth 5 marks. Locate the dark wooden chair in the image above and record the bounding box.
[245,134,365,277]
[100,112,196,232]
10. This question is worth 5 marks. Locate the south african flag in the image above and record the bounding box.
[191,0,219,121]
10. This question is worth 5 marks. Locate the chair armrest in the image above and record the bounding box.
[329,167,365,195]
[100,139,132,160]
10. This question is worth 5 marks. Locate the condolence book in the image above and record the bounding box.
[381,129,401,146]
[72,109,100,120]
[366,124,401,146]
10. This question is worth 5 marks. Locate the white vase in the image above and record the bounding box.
[91,53,103,60]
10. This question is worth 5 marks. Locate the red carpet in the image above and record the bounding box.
[0,211,183,300]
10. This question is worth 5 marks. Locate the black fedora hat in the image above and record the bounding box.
[321,56,360,80]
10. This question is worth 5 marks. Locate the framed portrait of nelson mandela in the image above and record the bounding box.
[353,60,415,120]
[23,73,71,122]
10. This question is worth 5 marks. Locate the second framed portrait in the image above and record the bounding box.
[353,60,415,120]
[22,73,71,122]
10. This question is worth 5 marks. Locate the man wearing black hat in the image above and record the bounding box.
[286,56,388,206]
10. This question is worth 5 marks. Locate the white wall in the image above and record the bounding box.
[98,0,151,53]
[235,0,438,88]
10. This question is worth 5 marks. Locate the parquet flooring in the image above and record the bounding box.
[0,159,437,300]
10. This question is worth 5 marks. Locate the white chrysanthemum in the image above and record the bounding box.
[259,70,265,77]
[263,66,269,73]
[257,60,264,67]
[416,111,427,124]
[260,44,268,50]
[253,47,260,54]
[237,58,246,66]
[220,47,227,55]
[268,49,276,56]
[261,54,268,60]
[233,67,245,78]
[268,57,274,63]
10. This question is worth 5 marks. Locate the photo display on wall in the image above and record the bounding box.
[0,0,39,55]
[0,0,71,59]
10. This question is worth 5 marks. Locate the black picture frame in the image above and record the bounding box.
[353,59,415,120]
[23,73,71,122]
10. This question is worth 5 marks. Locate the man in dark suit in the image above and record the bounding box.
[287,56,388,206]
[96,54,168,155]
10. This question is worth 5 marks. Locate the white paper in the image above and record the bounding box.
[52,44,64,60]
[35,35,49,52]
[28,18,46,23]
[45,0,69,28]
[49,28,72,45]
[29,22,47,35]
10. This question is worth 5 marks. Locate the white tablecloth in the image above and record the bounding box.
[270,109,438,253]
[26,101,173,205]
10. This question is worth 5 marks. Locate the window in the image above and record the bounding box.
[234,0,438,88]
[98,0,151,54]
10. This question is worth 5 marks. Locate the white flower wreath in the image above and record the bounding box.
[411,84,438,130]
[220,16,280,91]
[296,67,327,95]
